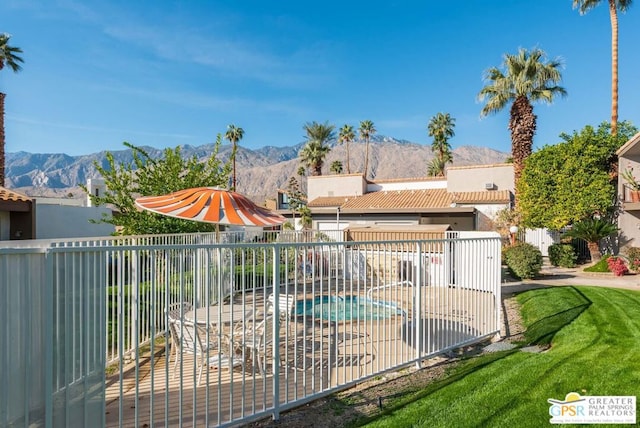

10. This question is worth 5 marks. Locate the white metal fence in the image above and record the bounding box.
[1,231,501,427]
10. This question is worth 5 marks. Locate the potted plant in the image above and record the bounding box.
[621,168,640,202]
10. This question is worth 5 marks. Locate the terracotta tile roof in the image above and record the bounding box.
[307,196,356,207]
[341,189,452,210]
[452,190,511,204]
[0,187,31,202]
[318,188,512,212]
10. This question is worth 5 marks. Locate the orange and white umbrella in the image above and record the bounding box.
[135,187,286,227]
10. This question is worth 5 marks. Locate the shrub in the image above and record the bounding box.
[624,247,640,272]
[606,256,629,277]
[503,242,543,280]
[548,243,577,268]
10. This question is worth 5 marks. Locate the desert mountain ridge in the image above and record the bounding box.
[6,136,509,204]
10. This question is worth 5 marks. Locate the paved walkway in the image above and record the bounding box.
[502,264,640,294]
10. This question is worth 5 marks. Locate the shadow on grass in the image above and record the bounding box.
[344,349,519,427]
[522,286,592,346]
[344,287,594,427]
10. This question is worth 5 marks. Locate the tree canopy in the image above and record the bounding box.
[517,121,636,230]
[83,137,233,235]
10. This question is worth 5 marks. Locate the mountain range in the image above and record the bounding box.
[6,136,509,204]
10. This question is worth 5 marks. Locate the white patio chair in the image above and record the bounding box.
[267,293,296,320]
[165,302,193,368]
[172,319,242,386]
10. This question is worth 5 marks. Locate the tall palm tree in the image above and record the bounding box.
[358,120,376,179]
[224,124,244,190]
[0,34,23,188]
[299,121,335,176]
[478,48,566,193]
[427,112,456,176]
[573,0,632,136]
[338,124,355,174]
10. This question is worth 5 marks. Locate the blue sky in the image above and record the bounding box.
[1,0,638,156]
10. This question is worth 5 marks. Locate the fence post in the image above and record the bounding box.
[272,245,281,422]
[44,250,54,428]
[415,241,423,368]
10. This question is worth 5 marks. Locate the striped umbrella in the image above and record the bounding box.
[134,187,286,227]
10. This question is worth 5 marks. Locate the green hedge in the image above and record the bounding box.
[548,243,577,268]
[234,264,288,288]
[503,242,543,280]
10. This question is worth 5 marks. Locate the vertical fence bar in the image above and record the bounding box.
[415,241,423,366]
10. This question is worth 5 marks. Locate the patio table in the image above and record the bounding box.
[184,304,252,326]
[183,304,253,370]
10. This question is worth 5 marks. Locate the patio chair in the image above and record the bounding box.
[171,319,242,386]
[165,302,193,367]
[232,314,283,376]
[267,293,296,320]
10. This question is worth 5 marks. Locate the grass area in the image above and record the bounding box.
[353,286,640,427]
[583,256,612,273]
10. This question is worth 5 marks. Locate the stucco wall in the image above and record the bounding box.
[307,174,366,201]
[35,203,115,239]
[447,164,514,193]
[367,179,446,192]
[617,152,640,247]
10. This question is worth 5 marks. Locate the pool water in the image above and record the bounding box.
[295,295,404,322]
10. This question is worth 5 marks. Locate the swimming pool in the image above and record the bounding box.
[295,295,405,322]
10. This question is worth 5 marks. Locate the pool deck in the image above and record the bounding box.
[105,283,497,426]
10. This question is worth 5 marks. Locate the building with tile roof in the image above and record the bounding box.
[274,163,514,237]
[0,181,115,241]
[0,186,34,240]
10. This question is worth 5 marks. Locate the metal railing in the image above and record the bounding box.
[1,232,501,427]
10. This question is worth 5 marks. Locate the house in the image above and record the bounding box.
[616,131,640,247]
[0,179,115,241]
[0,186,34,240]
[274,163,514,237]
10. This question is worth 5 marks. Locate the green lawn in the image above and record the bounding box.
[355,286,640,427]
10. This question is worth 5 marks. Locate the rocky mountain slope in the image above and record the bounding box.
[6,136,509,203]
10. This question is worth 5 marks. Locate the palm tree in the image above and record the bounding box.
[338,124,355,174]
[427,157,447,177]
[330,160,343,175]
[427,113,455,176]
[359,120,376,179]
[562,217,618,262]
[224,124,244,190]
[299,206,313,229]
[573,0,632,136]
[478,48,566,193]
[0,34,23,188]
[297,165,307,193]
[299,121,335,176]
